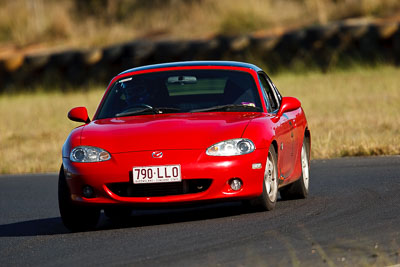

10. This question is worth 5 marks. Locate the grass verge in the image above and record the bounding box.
[0,89,103,174]
[1,0,400,50]
[276,65,400,159]
[0,65,399,174]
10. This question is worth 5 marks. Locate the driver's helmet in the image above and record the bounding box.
[120,79,149,105]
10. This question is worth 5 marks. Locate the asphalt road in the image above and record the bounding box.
[1,156,399,266]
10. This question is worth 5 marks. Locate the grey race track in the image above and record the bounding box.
[0,156,399,267]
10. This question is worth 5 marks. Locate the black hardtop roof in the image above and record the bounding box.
[119,61,263,75]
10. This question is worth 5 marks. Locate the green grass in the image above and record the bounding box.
[0,65,399,174]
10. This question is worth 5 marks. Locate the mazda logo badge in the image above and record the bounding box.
[152,151,163,158]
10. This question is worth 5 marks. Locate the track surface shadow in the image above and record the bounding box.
[0,201,263,237]
[0,218,69,236]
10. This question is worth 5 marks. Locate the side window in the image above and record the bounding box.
[258,73,279,112]
[267,77,282,104]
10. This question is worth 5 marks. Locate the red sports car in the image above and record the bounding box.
[59,61,311,231]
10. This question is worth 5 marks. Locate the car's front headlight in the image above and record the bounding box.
[70,146,111,162]
[206,139,255,156]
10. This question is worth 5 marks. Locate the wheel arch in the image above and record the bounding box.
[270,139,278,155]
[304,127,311,160]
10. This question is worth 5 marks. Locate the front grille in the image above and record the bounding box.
[107,179,212,197]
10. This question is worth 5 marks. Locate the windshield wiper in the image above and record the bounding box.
[155,107,181,113]
[115,107,181,117]
[116,107,157,117]
[190,104,261,113]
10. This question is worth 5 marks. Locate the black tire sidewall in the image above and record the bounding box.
[58,165,100,232]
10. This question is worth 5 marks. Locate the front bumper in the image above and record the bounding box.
[62,148,268,207]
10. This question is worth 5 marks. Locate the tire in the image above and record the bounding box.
[251,146,279,211]
[104,207,132,223]
[58,166,100,232]
[280,139,310,200]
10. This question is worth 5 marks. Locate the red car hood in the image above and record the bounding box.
[80,113,261,153]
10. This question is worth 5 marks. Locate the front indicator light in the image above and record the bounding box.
[70,146,111,162]
[206,139,255,156]
[252,163,262,169]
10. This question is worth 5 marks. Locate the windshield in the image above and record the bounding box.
[96,69,263,119]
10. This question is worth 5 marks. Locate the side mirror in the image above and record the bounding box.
[276,97,301,118]
[68,107,91,124]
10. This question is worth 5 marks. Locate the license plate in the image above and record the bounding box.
[132,165,181,184]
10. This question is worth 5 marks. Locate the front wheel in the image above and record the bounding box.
[58,166,100,232]
[104,207,132,223]
[250,146,279,211]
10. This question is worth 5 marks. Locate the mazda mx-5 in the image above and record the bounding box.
[59,61,311,231]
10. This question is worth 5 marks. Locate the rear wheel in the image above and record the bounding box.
[280,139,310,200]
[58,166,100,232]
[250,146,279,211]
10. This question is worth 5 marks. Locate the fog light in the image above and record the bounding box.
[82,185,95,198]
[229,178,242,191]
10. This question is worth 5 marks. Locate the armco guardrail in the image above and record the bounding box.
[1,20,400,91]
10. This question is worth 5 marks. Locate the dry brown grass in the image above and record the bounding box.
[0,89,104,174]
[276,65,400,159]
[0,65,399,174]
[1,0,400,52]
